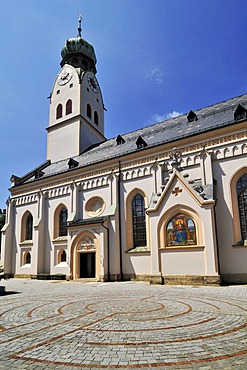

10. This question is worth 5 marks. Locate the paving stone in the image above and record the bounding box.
[0,279,247,368]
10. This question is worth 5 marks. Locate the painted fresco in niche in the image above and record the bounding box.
[166,213,196,246]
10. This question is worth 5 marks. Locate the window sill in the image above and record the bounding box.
[55,262,67,267]
[126,246,150,253]
[232,241,247,248]
[19,240,33,246]
[52,236,68,242]
[161,245,205,250]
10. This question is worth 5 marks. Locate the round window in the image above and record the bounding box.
[85,197,105,217]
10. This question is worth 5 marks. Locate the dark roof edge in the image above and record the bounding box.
[68,216,110,227]
[10,160,51,186]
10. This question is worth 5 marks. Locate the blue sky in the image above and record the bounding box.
[1,0,247,207]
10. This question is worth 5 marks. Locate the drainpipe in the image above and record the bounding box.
[102,220,110,282]
[213,199,221,278]
[118,161,123,281]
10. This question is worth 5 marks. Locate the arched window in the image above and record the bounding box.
[94,111,99,125]
[166,213,196,246]
[66,99,72,115]
[26,214,33,240]
[59,208,68,237]
[87,103,92,119]
[56,103,63,119]
[132,194,146,247]
[61,250,67,262]
[237,174,247,241]
[25,252,31,264]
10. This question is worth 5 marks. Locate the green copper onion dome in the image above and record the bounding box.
[60,16,97,73]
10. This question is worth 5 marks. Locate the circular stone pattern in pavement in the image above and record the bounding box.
[0,279,247,369]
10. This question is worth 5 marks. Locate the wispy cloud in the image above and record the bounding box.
[152,111,183,123]
[146,68,164,85]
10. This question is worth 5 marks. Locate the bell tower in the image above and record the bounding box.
[47,17,106,163]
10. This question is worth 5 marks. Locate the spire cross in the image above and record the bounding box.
[78,14,82,37]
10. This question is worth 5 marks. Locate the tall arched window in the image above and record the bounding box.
[56,103,63,119]
[66,99,72,115]
[94,111,99,125]
[59,208,68,237]
[26,213,33,240]
[132,194,146,247]
[87,103,92,119]
[237,174,247,241]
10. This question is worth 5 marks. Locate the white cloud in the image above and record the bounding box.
[152,111,182,123]
[146,68,164,85]
[165,111,182,119]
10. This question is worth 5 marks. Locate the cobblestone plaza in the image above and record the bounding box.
[0,279,247,369]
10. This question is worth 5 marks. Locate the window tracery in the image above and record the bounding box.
[26,213,33,241]
[132,194,147,247]
[59,208,68,237]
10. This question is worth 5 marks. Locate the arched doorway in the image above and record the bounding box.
[72,233,98,279]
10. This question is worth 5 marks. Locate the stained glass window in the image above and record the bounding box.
[166,213,196,246]
[26,214,33,240]
[132,194,146,247]
[59,208,68,237]
[236,174,247,241]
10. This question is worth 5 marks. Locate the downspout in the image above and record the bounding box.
[102,220,110,282]
[213,199,221,278]
[118,161,123,281]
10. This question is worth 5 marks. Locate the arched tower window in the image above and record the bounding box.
[26,213,33,241]
[59,207,68,237]
[132,194,147,247]
[94,111,99,126]
[87,104,92,119]
[166,213,196,246]
[56,104,63,119]
[237,174,247,241]
[66,99,72,115]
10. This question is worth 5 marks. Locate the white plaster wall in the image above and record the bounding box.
[47,120,79,162]
[213,155,247,273]
[160,249,205,275]
[49,65,80,127]
[80,72,104,135]
[47,195,70,275]
[15,202,38,275]
[122,253,151,275]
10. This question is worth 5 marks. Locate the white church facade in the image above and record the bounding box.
[1,21,247,285]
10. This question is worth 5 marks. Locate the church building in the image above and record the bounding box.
[1,19,247,285]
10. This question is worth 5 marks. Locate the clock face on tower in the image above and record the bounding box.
[87,73,99,93]
[57,67,73,86]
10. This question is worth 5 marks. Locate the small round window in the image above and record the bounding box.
[85,197,105,217]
